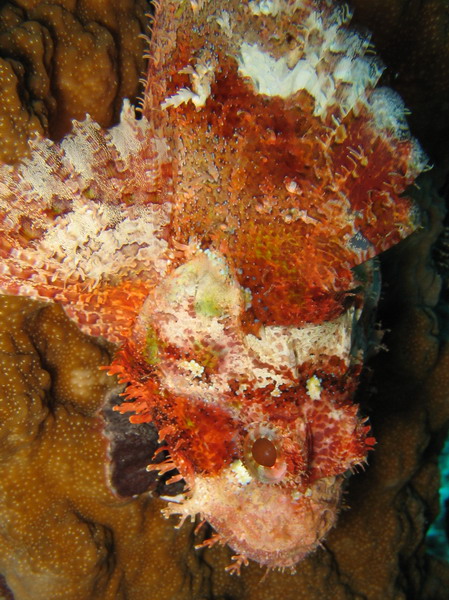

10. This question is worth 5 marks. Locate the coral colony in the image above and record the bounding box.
[0,0,426,572]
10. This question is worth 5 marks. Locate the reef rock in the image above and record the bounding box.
[0,0,148,164]
[0,297,206,600]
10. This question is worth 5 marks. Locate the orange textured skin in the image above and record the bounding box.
[142,1,422,330]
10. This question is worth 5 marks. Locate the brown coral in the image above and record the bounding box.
[0,297,210,600]
[0,0,149,164]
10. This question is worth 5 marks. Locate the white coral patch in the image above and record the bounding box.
[237,4,383,117]
[249,0,282,16]
[60,117,101,181]
[179,359,205,378]
[189,0,207,11]
[245,309,356,376]
[216,11,233,36]
[162,58,216,109]
[238,42,318,100]
[365,88,428,174]
[17,140,77,202]
[40,200,171,285]
[108,99,165,162]
[174,0,207,12]
[249,0,306,16]
[367,88,411,138]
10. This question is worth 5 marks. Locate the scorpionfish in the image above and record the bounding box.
[0,0,426,571]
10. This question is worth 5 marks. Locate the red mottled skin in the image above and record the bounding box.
[0,0,426,571]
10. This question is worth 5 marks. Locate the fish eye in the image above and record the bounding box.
[243,424,287,484]
[251,437,277,467]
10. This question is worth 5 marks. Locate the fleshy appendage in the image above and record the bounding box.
[0,101,174,343]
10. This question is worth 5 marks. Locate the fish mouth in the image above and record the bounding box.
[166,469,345,569]
[186,475,344,569]
[206,479,342,569]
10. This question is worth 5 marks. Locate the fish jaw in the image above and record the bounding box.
[164,467,343,569]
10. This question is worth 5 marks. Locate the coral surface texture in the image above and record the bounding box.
[0,0,148,163]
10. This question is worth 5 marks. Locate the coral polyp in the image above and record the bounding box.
[0,0,426,571]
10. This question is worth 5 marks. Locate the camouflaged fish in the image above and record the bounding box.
[0,0,426,571]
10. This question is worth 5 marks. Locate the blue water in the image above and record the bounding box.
[427,435,449,561]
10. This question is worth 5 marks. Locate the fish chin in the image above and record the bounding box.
[164,466,343,568]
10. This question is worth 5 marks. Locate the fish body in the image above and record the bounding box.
[0,0,426,570]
